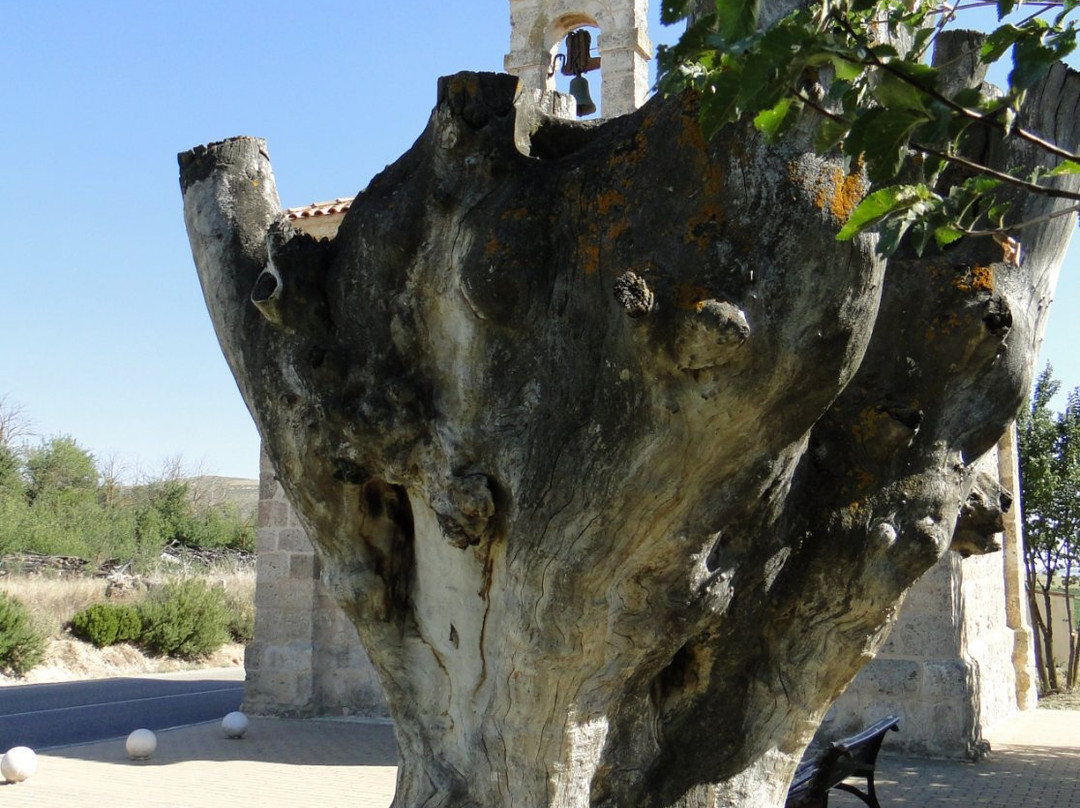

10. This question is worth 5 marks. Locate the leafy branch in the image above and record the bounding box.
[658,0,1079,256]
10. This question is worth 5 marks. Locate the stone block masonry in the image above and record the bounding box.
[505,0,651,118]
[244,449,387,718]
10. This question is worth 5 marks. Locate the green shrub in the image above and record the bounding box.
[138,579,229,659]
[70,602,142,648]
[0,593,47,676]
[223,590,255,644]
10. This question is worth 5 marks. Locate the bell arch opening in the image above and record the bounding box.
[546,16,603,118]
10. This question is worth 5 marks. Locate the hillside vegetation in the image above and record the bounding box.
[0,402,258,679]
[0,432,255,565]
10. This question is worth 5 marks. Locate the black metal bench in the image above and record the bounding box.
[785,715,900,808]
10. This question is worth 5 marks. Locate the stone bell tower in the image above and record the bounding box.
[505,0,652,118]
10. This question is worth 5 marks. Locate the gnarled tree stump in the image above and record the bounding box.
[181,50,1079,808]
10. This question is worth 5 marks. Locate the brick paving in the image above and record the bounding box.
[831,709,1080,808]
[3,717,398,808]
[2,706,1078,806]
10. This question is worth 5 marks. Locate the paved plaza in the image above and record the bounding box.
[2,702,1078,806]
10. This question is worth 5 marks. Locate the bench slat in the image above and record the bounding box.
[785,716,899,808]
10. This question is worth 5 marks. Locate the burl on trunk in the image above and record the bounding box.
[180,57,1078,807]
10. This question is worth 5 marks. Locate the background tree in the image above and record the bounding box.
[1060,390,1080,687]
[181,2,1078,805]
[134,459,255,553]
[0,443,23,504]
[24,436,99,506]
[0,397,30,503]
[0,395,32,450]
[1018,366,1080,690]
[97,452,128,508]
[0,400,29,555]
[0,412,253,561]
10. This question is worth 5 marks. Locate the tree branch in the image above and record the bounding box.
[913,141,1080,201]
[869,52,1080,164]
[965,202,1080,236]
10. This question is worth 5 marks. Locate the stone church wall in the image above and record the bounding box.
[243,450,387,718]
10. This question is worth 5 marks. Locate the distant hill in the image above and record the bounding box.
[189,475,259,519]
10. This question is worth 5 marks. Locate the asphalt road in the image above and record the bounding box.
[0,669,245,750]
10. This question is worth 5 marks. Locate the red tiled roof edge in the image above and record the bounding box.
[283,197,355,220]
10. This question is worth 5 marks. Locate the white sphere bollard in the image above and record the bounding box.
[221,711,249,739]
[1,746,38,783]
[125,728,157,760]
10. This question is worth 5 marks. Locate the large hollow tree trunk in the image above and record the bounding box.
[180,44,1079,808]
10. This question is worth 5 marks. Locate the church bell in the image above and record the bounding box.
[568,75,597,117]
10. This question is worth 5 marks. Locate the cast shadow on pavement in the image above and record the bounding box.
[827,745,1080,807]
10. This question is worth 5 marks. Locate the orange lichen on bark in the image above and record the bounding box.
[676,107,709,155]
[843,497,870,520]
[925,311,963,342]
[953,265,994,293]
[814,161,867,223]
[484,236,500,258]
[573,190,631,276]
[596,190,628,216]
[606,219,630,243]
[851,406,881,443]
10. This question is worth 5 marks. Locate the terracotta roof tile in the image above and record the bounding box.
[283,197,354,221]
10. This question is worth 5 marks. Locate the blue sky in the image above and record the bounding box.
[2,2,1077,481]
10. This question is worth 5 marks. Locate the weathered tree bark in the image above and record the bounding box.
[180,40,1079,807]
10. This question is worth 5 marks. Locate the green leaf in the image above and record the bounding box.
[911,26,937,58]
[982,25,1022,64]
[846,107,928,183]
[814,117,850,153]
[1011,34,1057,92]
[725,22,812,118]
[754,97,799,141]
[913,100,954,147]
[661,0,691,25]
[934,226,965,249]
[1050,160,1080,176]
[952,87,985,109]
[887,60,939,90]
[997,0,1016,20]
[972,176,1003,195]
[988,202,1012,227]
[715,0,760,44]
[876,214,915,257]
[829,54,864,82]
[698,70,743,138]
[872,69,932,113]
[869,44,899,59]
[910,218,935,257]
[836,184,932,241]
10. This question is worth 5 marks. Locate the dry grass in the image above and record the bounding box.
[19,639,246,684]
[0,567,254,684]
[188,569,256,601]
[0,575,107,638]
